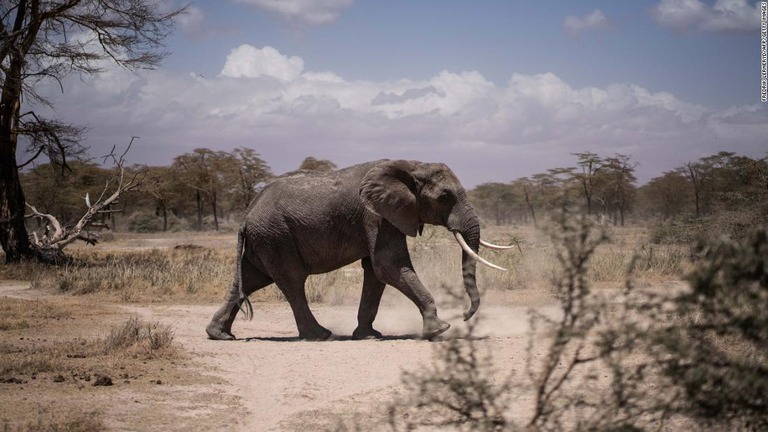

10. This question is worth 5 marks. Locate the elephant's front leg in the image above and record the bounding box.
[372,225,450,339]
[353,257,385,340]
[391,268,451,339]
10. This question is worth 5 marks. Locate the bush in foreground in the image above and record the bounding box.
[649,229,768,430]
[386,211,768,431]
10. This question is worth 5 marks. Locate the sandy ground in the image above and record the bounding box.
[0,279,560,431]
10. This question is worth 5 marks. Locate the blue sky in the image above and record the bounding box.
[34,0,767,186]
[167,1,756,108]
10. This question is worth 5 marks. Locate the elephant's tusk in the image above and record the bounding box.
[454,232,508,272]
[480,239,515,250]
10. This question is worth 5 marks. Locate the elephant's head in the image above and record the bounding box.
[359,160,508,321]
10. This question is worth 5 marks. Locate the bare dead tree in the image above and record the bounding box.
[24,140,142,263]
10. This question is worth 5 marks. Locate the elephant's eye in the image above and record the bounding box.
[437,190,452,202]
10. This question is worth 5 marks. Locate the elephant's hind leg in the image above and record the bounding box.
[353,257,385,340]
[275,273,332,340]
[206,257,273,340]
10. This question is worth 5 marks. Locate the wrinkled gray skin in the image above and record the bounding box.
[205,159,482,341]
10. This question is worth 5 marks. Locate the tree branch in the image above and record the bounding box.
[25,139,143,251]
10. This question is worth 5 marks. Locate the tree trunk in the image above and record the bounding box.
[583,183,592,214]
[0,48,33,262]
[195,189,203,230]
[211,190,219,231]
[523,186,537,227]
[619,205,626,227]
[0,136,34,263]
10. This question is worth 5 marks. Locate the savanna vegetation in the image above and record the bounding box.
[15,149,765,239]
[2,146,764,431]
[385,209,768,432]
[2,149,766,431]
[1,3,765,428]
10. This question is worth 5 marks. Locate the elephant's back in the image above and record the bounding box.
[241,161,378,272]
[242,160,380,231]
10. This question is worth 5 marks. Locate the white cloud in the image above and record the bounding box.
[234,0,354,26]
[652,0,761,33]
[220,45,304,81]
[176,5,206,39]
[563,10,612,36]
[174,4,234,40]
[29,45,767,187]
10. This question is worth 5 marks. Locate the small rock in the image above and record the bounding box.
[53,375,65,383]
[1,377,25,384]
[154,379,162,385]
[93,375,113,386]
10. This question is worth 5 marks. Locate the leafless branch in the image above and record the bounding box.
[25,139,143,251]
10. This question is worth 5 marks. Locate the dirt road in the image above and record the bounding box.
[144,298,558,430]
[2,282,558,431]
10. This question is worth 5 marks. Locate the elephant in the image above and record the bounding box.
[205,159,511,341]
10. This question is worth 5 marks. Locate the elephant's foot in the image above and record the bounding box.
[299,325,332,341]
[422,318,450,340]
[206,321,236,340]
[352,326,383,340]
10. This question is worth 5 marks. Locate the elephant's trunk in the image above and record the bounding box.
[448,204,482,321]
[458,222,481,321]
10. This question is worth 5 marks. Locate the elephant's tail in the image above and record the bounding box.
[236,229,254,320]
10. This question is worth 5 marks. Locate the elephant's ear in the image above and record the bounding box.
[360,160,420,237]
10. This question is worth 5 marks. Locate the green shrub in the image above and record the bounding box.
[126,210,163,233]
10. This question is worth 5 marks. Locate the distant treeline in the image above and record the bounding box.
[469,151,767,231]
[21,149,767,235]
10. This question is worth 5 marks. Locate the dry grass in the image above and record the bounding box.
[1,311,175,377]
[103,316,174,359]
[0,295,189,432]
[2,412,105,432]
[411,225,690,297]
[1,247,235,303]
[0,298,73,331]
[0,225,691,306]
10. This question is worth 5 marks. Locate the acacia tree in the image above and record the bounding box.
[641,170,690,220]
[512,177,538,227]
[470,182,518,225]
[142,165,177,232]
[172,149,212,231]
[299,156,337,172]
[602,154,637,226]
[573,151,603,215]
[230,147,271,212]
[0,1,182,262]
[680,161,710,218]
